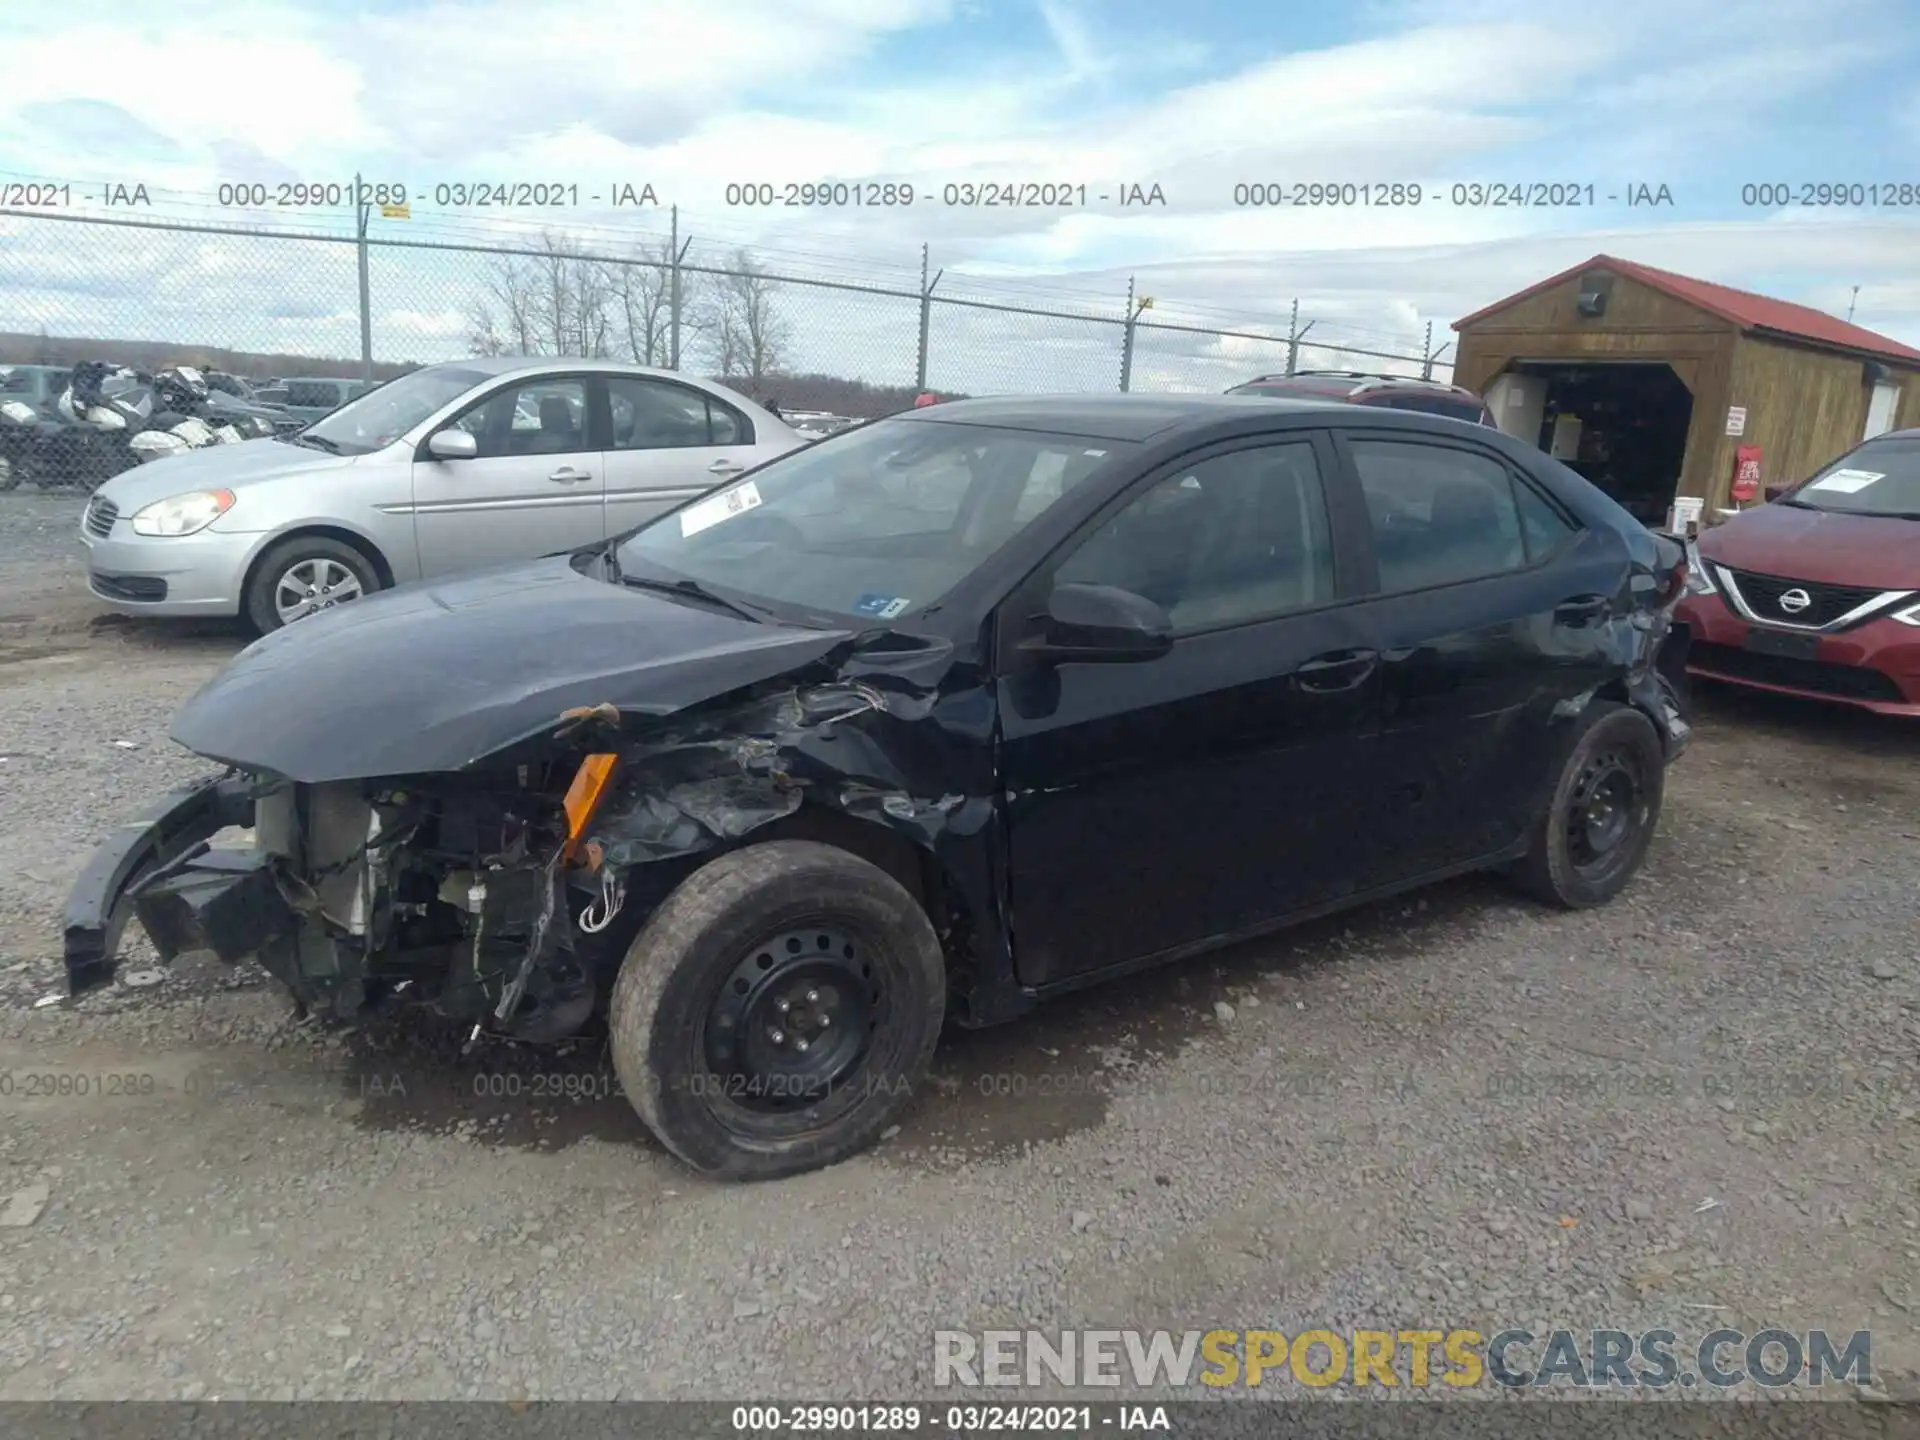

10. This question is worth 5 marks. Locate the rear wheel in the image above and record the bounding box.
[243,535,381,634]
[609,839,945,1180]
[1509,703,1665,908]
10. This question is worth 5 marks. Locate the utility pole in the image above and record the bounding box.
[1847,285,1860,323]
[668,206,686,370]
[1119,280,1153,392]
[355,173,373,384]
[915,243,943,392]
[1284,299,1319,375]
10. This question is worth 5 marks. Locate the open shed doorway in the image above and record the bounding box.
[1513,362,1693,526]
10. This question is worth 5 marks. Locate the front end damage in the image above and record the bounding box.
[64,636,995,1042]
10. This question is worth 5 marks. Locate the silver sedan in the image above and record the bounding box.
[80,356,803,632]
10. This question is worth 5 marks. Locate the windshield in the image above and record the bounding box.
[614,418,1125,619]
[1786,436,1920,518]
[298,366,490,455]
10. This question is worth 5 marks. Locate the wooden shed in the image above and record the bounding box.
[1451,254,1920,525]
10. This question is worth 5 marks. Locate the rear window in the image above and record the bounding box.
[1229,380,1354,399]
[1364,392,1490,423]
[285,381,344,408]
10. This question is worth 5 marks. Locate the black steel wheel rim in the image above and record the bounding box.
[702,924,880,1113]
[1566,747,1643,872]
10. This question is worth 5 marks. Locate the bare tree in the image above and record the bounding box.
[465,232,619,357]
[607,236,679,365]
[695,249,790,384]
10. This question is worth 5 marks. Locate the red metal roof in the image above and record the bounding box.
[1452,253,1920,364]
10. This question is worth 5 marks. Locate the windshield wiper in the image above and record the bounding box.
[289,433,342,453]
[619,573,768,622]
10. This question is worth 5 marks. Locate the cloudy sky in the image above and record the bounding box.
[1,0,1917,391]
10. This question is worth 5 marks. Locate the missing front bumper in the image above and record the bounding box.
[62,772,259,994]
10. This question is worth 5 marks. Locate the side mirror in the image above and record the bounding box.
[427,428,477,460]
[1762,484,1787,502]
[1019,582,1173,663]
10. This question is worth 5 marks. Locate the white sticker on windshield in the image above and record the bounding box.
[1808,468,1884,493]
[679,480,763,537]
[1083,449,1107,457]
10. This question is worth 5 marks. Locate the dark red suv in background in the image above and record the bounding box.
[1674,429,1920,716]
[1228,370,1498,425]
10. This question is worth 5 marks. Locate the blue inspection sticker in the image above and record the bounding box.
[853,593,913,619]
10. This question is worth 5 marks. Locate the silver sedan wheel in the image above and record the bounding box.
[273,556,365,624]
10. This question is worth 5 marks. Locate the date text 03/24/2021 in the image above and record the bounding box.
[729,1405,1169,1433]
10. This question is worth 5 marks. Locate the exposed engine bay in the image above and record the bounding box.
[82,650,990,1044]
[136,763,598,1041]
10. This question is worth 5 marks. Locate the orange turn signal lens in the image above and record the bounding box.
[561,754,619,860]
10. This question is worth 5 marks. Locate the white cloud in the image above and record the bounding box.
[2,0,1917,385]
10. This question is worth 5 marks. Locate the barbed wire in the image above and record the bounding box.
[0,168,1446,357]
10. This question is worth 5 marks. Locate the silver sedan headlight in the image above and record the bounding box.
[130,488,236,536]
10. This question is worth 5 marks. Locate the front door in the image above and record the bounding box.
[410,373,606,579]
[1330,429,1623,881]
[995,434,1385,988]
[602,375,768,536]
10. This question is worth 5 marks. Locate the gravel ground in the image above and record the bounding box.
[0,488,1916,1405]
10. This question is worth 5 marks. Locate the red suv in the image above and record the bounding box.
[1674,429,1920,716]
[1228,370,1497,426]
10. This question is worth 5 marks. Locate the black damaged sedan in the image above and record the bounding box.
[66,395,1692,1179]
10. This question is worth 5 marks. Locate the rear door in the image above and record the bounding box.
[995,431,1388,987]
[601,375,768,535]
[409,371,606,578]
[1328,427,1622,881]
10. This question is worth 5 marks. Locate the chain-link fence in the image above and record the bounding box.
[0,206,1452,487]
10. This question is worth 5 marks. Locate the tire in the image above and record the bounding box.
[1509,702,1666,909]
[243,534,382,634]
[609,839,945,1181]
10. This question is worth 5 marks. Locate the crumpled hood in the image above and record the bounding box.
[170,554,855,783]
[1699,503,1920,591]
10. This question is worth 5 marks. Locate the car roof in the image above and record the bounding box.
[1236,371,1479,397]
[892,393,1341,442]
[416,355,722,382]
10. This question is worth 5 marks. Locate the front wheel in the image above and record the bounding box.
[1509,703,1666,908]
[609,839,945,1180]
[243,535,382,634]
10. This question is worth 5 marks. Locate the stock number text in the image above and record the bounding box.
[725,182,916,207]
[1741,182,1920,208]
[1234,182,1424,207]
[218,181,409,208]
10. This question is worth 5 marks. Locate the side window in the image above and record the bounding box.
[1350,439,1534,592]
[1055,443,1335,633]
[1513,476,1579,560]
[606,376,716,450]
[707,398,748,445]
[452,379,589,459]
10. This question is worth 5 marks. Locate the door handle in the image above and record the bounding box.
[548,467,593,484]
[1554,594,1609,624]
[1293,648,1378,693]
[708,459,745,475]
